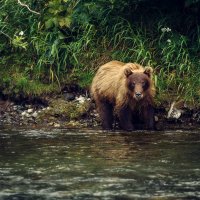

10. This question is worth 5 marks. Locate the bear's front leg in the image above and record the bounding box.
[142,105,155,130]
[97,100,114,130]
[118,106,134,131]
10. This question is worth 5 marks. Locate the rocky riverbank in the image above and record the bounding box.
[0,93,98,129]
[0,92,200,130]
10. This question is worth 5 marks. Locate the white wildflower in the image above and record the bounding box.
[19,31,24,36]
[161,27,171,33]
[167,39,171,43]
[161,28,167,33]
[166,27,171,32]
[76,96,86,104]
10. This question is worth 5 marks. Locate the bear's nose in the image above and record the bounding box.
[135,92,142,97]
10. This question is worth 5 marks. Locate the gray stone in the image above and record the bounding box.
[21,111,26,116]
[32,112,38,118]
[27,108,33,113]
[63,93,75,101]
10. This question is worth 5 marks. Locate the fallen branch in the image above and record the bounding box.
[17,0,40,15]
[167,101,175,119]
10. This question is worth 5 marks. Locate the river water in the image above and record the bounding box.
[0,128,200,200]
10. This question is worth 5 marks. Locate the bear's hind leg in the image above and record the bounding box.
[97,100,114,130]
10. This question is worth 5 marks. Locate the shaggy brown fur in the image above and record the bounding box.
[91,60,155,131]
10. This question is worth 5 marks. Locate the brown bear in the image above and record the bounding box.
[90,60,155,131]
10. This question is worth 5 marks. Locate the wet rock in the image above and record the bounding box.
[26,113,32,118]
[47,122,61,127]
[65,120,82,128]
[48,98,90,119]
[13,105,18,111]
[155,116,159,122]
[34,98,92,127]
[32,111,38,118]
[27,108,34,113]
[54,123,61,128]
[63,93,75,101]
[21,111,26,116]
[48,122,54,126]
[24,104,30,109]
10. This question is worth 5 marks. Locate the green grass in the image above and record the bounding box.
[0,0,200,107]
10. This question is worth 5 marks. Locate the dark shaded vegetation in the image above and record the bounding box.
[0,0,200,107]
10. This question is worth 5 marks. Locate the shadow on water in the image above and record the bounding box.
[0,128,200,200]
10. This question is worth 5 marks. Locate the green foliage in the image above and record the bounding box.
[185,0,200,6]
[0,0,200,106]
[0,68,58,97]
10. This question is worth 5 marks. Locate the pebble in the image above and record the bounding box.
[21,111,26,116]
[155,116,159,122]
[13,106,18,111]
[27,108,33,113]
[54,123,61,128]
[25,113,31,118]
[32,112,38,118]
[41,107,50,111]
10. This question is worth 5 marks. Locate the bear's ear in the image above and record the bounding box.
[144,66,153,78]
[124,68,133,77]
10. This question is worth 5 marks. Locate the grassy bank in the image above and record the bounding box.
[0,0,200,107]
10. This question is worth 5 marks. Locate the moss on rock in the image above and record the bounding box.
[37,98,91,126]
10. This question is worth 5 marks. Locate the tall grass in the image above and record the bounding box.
[0,0,200,105]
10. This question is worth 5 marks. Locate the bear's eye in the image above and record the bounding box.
[142,81,149,90]
[129,83,135,90]
[142,82,146,87]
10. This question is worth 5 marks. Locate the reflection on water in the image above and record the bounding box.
[0,128,200,199]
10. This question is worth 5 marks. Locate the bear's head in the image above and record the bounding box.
[124,66,153,101]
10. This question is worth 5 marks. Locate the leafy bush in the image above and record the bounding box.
[0,0,200,105]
